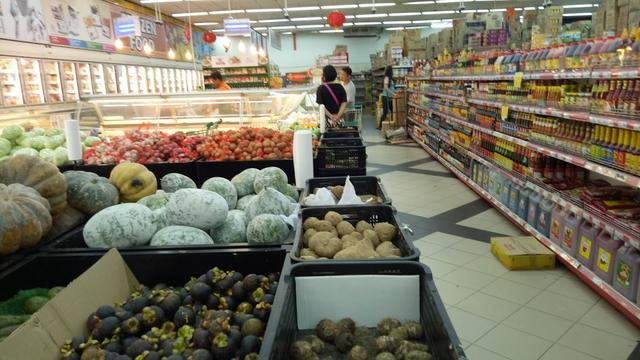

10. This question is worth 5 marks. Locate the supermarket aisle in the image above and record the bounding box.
[361,125,640,360]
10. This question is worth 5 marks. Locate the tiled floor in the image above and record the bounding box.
[363,122,640,360]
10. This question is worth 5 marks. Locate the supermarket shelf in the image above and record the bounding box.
[409,131,640,329]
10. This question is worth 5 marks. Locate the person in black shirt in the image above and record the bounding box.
[316,65,348,127]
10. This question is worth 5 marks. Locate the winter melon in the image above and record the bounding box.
[150,226,214,246]
[83,203,157,248]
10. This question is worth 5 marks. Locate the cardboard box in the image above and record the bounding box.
[389,34,404,47]
[491,236,556,270]
[618,5,630,33]
[406,37,426,50]
[631,0,640,11]
[334,45,348,55]
[605,8,619,32]
[629,9,640,29]
[408,50,428,60]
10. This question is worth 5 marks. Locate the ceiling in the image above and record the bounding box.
[130,0,600,33]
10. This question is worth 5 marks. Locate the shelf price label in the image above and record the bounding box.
[501,104,509,121]
[514,72,524,88]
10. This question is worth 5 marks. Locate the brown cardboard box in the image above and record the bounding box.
[605,8,619,31]
[491,236,556,270]
[620,0,630,5]
[389,34,404,47]
[618,5,630,33]
[404,29,421,38]
[406,36,426,50]
[334,45,348,55]
[408,50,428,59]
[630,9,640,28]
[631,0,640,11]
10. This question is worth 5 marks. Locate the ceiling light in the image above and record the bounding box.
[354,21,382,25]
[209,10,244,15]
[246,8,282,13]
[356,13,388,18]
[461,10,476,13]
[422,10,456,14]
[563,4,593,8]
[140,0,180,3]
[321,4,358,9]
[538,6,544,9]
[319,29,345,33]
[359,2,396,7]
[271,25,296,29]
[413,19,449,23]
[431,22,452,28]
[259,18,290,23]
[114,38,124,50]
[490,8,506,12]
[515,7,523,10]
[297,24,326,28]
[342,22,354,26]
[388,12,421,16]
[563,12,593,16]
[345,15,356,19]
[291,17,323,21]
[476,9,489,12]
[194,22,218,26]
[594,3,599,6]
[172,12,207,17]
[384,20,412,24]
[436,0,471,3]
[405,25,429,29]
[524,7,536,10]
[404,1,434,4]
[386,27,405,30]
[212,29,225,33]
[285,6,320,11]
[282,32,293,35]
[254,27,267,30]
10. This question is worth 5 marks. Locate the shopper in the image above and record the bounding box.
[316,65,348,127]
[341,66,356,108]
[379,65,395,129]
[210,70,231,90]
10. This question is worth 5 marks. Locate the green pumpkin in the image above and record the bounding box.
[0,183,52,255]
[64,171,119,215]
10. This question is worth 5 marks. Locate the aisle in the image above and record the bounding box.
[360,123,640,360]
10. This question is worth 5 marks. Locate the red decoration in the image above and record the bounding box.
[184,24,192,42]
[327,11,346,29]
[203,31,216,44]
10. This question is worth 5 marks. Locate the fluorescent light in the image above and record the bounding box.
[461,10,476,13]
[515,7,523,10]
[140,0,180,3]
[413,19,449,23]
[291,17,323,21]
[342,22,354,26]
[388,12,421,16]
[321,4,358,9]
[563,12,593,16]
[209,10,244,15]
[212,29,225,33]
[356,13,388,18]
[490,8,506,12]
[285,6,320,11]
[246,8,282,13]
[296,24,325,29]
[254,27,267,30]
[422,10,456,14]
[259,18,290,23]
[319,29,345,33]
[431,22,452,28]
[384,20,412,24]
[386,27,405,30]
[172,12,207,17]
[271,25,296,29]
[405,26,429,29]
[282,32,293,35]
[359,2,396,7]
[436,0,471,3]
[354,21,382,25]
[404,1,434,4]
[538,6,544,9]
[345,15,356,19]
[477,9,489,12]
[524,6,536,10]
[194,22,218,26]
[563,4,593,8]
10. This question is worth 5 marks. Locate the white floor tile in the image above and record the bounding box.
[500,269,563,290]
[366,145,428,165]
[410,161,448,172]
[539,344,601,360]
[527,290,595,322]
[480,278,543,305]
[446,307,498,342]
[502,307,574,342]
[579,300,640,341]
[420,257,458,278]
[450,238,491,255]
[457,208,508,228]
[413,237,447,257]
[464,345,512,360]
[463,256,510,277]
[546,276,601,304]
[433,279,476,306]
[476,324,553,360]
[490,221,527,236]
[425,248,477,267]
[417,232,467,248]
[455,292,521,322]
[442,268,496,290]
[558,323,637,360]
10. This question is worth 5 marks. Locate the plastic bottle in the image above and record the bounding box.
[593,231,624,284]
[560,211,584,256]
[537,197,556,237]
[613,245,640,300]
[526,191,541,226]
[549,205,566,244]
[518,188,530,220]
[508,183,521,213]
[577,221,601,269]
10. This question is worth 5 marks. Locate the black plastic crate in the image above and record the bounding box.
[320,137,363,147]
[316,138,366,177]
[300,176,391,207]
[195,159,299,187]
[74,162,196,187]
[0,248,288,301]
[322,129,361,138]
[260,260,467,360]
[291,205,418,263]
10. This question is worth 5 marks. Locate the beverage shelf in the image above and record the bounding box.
[409,131,640,328]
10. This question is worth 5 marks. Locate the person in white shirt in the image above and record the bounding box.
[340,66,356,108]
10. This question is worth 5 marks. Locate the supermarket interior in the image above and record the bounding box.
[3,0,640,359]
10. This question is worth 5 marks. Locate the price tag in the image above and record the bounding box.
[514,72,524,88]
[501,105,509,121]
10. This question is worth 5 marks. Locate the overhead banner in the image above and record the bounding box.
[0,0,49,43]
[165,22,191,61]
[110,5,167,58]
[45,0,115,51]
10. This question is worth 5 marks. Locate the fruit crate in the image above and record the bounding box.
[260,260,467,360]
[41,225,295,253]
[290,205,418,263]
[0,248,288,301]
[195,159,301,187]
[74,162,196,187]
[315,138,366,177]
[300,176,392,207]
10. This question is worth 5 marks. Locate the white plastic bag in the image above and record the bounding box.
[338,176,365,205]
[303,187,337,206]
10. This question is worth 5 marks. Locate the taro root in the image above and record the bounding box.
[302,335,325,354]
[349,232,363,240]
[300,248,318,258]
[303,229,318,246]
[389,326,409,342]
[377,318,402,335]
[376,352,397,360]
[290,341,317,360]
[324,211,342,226]
[363,229,380,248]
[341,236,360,250]
[405,350,432,360]
[395,341,430,359]
[308,232,334,249]
[310,236,342,258]
[303,217,320,230]
[374,222,397,242]
[356,220,373,233]
[377,242,401,258]
[347,345,368,360]
[337,318,356,334]
[312,220,335,233]
[328,185,344,199]
[376,335,400,353]
[315,319,338,342]
[336,221,356,237]
[404,321,424,340]
[335,330,355,353]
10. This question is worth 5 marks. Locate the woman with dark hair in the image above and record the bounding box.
[379,65,395,128]
[316,65,348,127]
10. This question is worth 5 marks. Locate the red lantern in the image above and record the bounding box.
[327,11,346,29]
[203,32,216,44]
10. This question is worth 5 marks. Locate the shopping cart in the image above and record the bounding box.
[342,104,363,129]
[185,119,222,136]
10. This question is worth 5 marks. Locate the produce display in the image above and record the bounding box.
[59,268,278,360]
[0,287,64,342]
[302,184,384,206]
[290,318,430,360]
[0,125,71,166]
[300,212,400,260]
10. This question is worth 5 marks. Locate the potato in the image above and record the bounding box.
[363,229,380,248]
[342,236,359,250]
[311,237,342,258]
[313,220,335,232]
[300,248,318,258]
[361,237,375,250]
[337,221,356,236]
[324,211,342,226]
[303,228,318,246]
[377,242,401,257]
[328,185,344,199]
[374,222,397,242]
[376,353,396,360]
[334,239,380,259]
[308,232,334,250]
[405,351,432,360]
[303,217,320,230]
[356,220,373,233]
[350,231,363,240]
[301,256,318,261]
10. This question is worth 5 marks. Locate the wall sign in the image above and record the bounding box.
[110,6,166,57]
[45,0,114,50]
[0,0,48,43]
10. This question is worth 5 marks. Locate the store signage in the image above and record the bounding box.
[114,15,140,37]
[224,18,251,36]
[111,7,167,57]
[0,0,49,43]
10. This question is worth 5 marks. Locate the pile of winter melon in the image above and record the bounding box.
[81,164,300,248]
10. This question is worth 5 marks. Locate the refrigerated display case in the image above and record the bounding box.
[175,69,183,92]
[104,65,118,94]
[136,66,147,94]
[42,61,63,103]
[169,68,176,93]
[90,63,106,95]
[161,68,169,93]
[116,65,129,94]
[154,68,162,93]
[145,67,155,94]
[0,58,24,106]
[60,62,79,101]
[19,58,45,104]
[127,66,139,94]
[76,63,93,96]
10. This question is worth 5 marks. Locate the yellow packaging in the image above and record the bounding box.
[491,236,556,270]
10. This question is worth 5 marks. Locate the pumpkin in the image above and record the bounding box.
[161,173,196,193]
[109,163,157,202]
[0,183,53,255]
[83,203,157,248]
[64,171,119,215]
[0,155,67,214]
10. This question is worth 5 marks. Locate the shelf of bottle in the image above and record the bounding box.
[408,116,452,147]
[409,131,640,328]
[422,69,639,81]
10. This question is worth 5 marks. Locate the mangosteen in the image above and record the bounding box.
[211,333,234,360]
[214,276,234,294]
[262,294,275,304]
[126,339,154,358]
[252,302,271,321]
[190,348,213,360]
[242,274,259,292]
[160,293,182,316]
[62,352,80,360]
[208,317,230,336]
[166,356,184,360]
[122,336,139,350]
[249,288,265,306]
[230,271,243,284]
[121,315,142,336]
[104,351,119,360]
[267,273,279,283]
[153,283,168,291]
[237,335,259,358]
[159,339,175,356]
[231,281,246,300]
[145,351,161,360]
[182,295,194,306]
[236,302,253,314]
[232,313,253,327]
[142,306,165,328]
[337,318,356,334]
[71,336,86,352]
[205,294,219,310]
[97,316,120,339]
[104,341,123,353]
[335,331,355,353]
[315,319,337,342]
[227,328,242,346]
[219,296,235,310]
[126,297,148,313]
[290,341,315,360]
[267,283,278,295]
[96,305,116,319]
[193,328,211,349]
[115,309,133,321]
[243,354,259,360]
[86,312,100,332]
[114,356,133,360]
[178,288,189,299]
[190,282,212,303]
[241,318,264,337]
[80,345,104,360]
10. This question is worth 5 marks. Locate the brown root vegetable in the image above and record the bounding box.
[313,220,335,233]
[336,318,356,333]
[350,231,363,240]
[328,185,344,199]
[300,248,318,258]
[376,335,400,353]
[376,352,397,360]
[356,220,373,233]
[374,222,397,242]
[303,217,320,230]
[360,195,383,204]
[389,326,409,342]
[347,345,368,360]
[405,350,432,360]
[335,330,355,353]
[302,335,325,354]
[310,236,342,258]
[324,211,342,226]
[342,238,359,249]
[377,242,401,257]
[395,341,429,360]
[308,232,334,250]
[336,221,356,237]
[303,228,318,246]
[290,341,317,360]
[301,255,318,260]
[363,229,380,248]
[404,321,424,340]
[316,319,338,342]
[334,239,380,260]
[377,318,402,335]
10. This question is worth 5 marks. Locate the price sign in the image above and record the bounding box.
[514,72,523,88]
[501,105,509,121]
